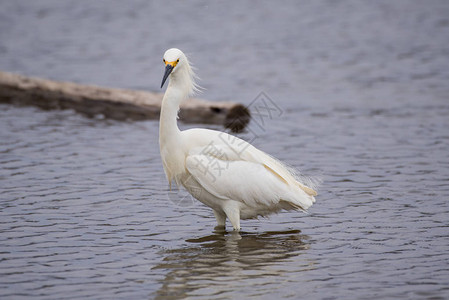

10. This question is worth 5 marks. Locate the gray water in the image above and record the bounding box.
[1,1,449,299]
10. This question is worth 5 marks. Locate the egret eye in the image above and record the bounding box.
[163,59,165,63]
[176,59,179,63]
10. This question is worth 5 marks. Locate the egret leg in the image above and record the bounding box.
[213,210,226,229]
[223,202,241,231]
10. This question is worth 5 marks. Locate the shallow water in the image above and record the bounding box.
[1,1,449,299]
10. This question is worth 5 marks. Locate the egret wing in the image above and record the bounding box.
[185,131,317,197]
[186,152,295,208]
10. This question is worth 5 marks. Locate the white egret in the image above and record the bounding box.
[159,48,317,231]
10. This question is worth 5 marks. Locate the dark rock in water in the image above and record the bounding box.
[224,104,251,133]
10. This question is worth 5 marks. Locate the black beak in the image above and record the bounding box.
[161,64,174,88]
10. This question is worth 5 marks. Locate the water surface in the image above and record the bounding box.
[1,1,449,299]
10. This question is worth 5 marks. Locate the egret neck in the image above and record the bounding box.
[159,56,196,145]
[159,55,196,185]
[159,82,183,145]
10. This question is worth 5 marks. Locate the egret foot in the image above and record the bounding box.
[213,225,226,233]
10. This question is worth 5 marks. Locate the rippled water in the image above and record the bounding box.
[1,1,449,299]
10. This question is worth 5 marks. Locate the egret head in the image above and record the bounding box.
[161,48,184,88]
[160,48,200,95]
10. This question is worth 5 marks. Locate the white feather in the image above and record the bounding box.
[159,48,318,231]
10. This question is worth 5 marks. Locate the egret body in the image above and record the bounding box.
[159,48,317,231]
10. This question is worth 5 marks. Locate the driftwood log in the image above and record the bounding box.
[0,71,250,132]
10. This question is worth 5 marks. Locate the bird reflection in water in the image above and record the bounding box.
[153,230,314,299]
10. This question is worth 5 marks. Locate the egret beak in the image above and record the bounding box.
[161,64,174,88]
